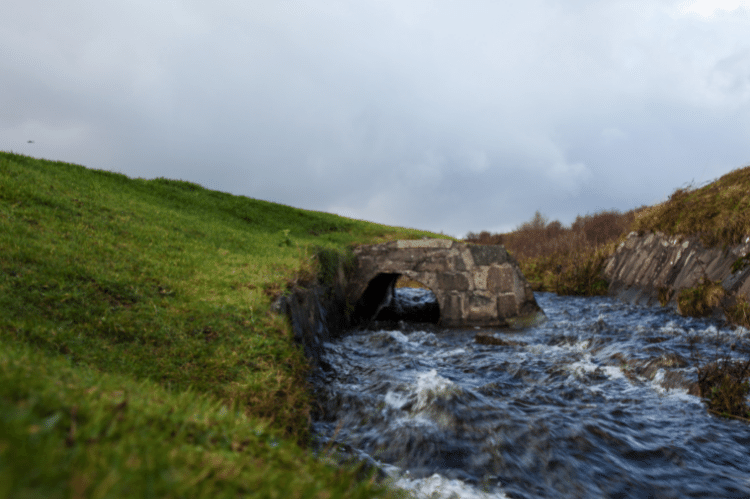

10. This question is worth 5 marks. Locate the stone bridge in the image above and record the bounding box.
[347,239,544,327]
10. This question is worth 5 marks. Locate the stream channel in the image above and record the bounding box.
[309,290,750,499]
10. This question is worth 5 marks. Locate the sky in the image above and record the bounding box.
[2,0,750,237]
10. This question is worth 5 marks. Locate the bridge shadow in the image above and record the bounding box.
[353,273,440,328]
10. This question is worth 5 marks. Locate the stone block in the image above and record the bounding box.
[469,292,493,307]
[402,271,437,290]
[472,267,489,289]
[396,239,454,249]
[437,272,470,291]
[487,264,514,293]
[460,248,474,268]
[469,244,509,266]
[415,259,450,272]
[467,291,497,322]
[453,254,468,271]
[440,292,465,322]
[497,293,518,317]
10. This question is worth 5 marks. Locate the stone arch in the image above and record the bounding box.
[353,272,442,325]
[346,239,545,328]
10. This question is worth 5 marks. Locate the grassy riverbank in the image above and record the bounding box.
[0,151,445,498]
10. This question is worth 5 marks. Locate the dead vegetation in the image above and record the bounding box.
[676,277,726,318]
[466,209,643,296]
[632,165,750,248]
[698,357,750,421]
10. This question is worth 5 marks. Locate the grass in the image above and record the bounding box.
[0,151,444,498]
[696,354,750,421]
[725,295,750,327]
[676,277,726,318]
[675,279,750,330]
[0,340,399,499]
[632,165,750,247]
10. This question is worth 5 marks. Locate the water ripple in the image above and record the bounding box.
[312,292,750,498]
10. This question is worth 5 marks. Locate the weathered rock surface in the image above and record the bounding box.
[348,239,545,327]
[603,231,750,310]
[273,268,351,370]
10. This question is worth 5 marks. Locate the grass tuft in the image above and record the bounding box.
[631,165,750,247]
[676,278,725,318]
[725,295,750,329]
[697,357,750,420]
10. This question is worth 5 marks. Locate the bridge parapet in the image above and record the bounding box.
[348,239,545,327]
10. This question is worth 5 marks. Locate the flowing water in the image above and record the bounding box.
[310,291,750,499]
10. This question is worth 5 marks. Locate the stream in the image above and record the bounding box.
[310,291,750,498]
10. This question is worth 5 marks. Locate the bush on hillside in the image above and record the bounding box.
[466,208,642,295]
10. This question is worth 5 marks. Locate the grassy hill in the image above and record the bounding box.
[0,151,444,498]
[631,166,750,247]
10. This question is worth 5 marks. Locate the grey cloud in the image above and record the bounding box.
[2,0,750,237]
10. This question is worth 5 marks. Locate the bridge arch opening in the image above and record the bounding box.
[352,273,440,327]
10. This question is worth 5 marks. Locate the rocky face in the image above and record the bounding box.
[348,239,545,328]
[603,231,750,309]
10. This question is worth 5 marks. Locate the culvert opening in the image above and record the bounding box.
[353,273,440,328]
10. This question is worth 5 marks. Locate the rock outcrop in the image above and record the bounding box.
[348,239,545,327]
[603,231,750,309]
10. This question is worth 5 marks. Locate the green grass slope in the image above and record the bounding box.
[0,151,443,498]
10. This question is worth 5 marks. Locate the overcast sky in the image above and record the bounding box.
[2,0,750,237]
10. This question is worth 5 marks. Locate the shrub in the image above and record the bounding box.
[467,209,641,296]
[698,357,750,420]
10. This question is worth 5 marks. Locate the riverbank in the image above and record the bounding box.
[464,164,750,420]
[0,151,448,498]
[468,165,750,328]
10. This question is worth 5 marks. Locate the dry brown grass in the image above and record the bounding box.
[395,276,428,288]
[632,165,750,247]
[725,295,750,328]
[466,209,643,295]
[676,277,726,318]
[698,357,750,420]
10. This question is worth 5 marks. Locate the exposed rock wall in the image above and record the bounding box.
[273,266,351,370]
[603,231,750,310]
